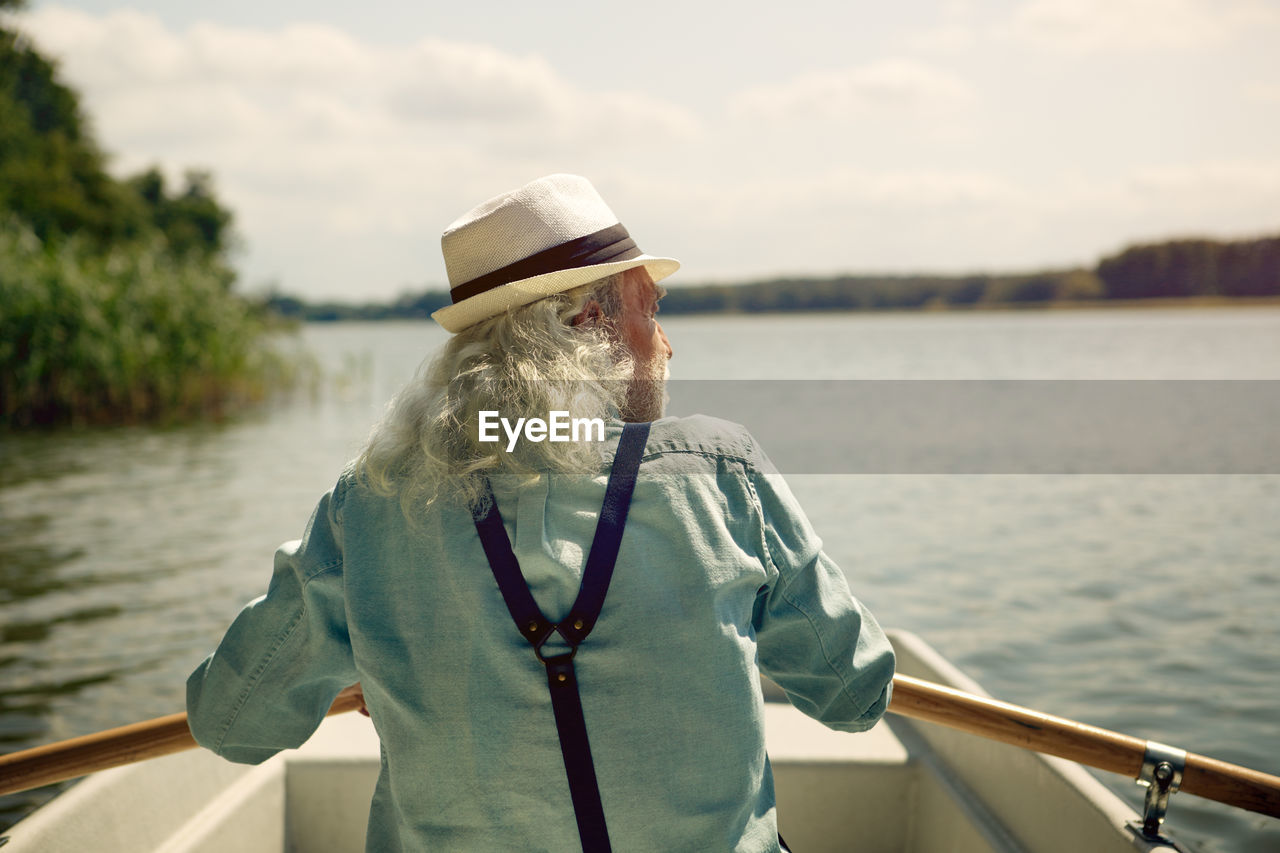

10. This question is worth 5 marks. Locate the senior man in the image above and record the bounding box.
[187,174,895,853]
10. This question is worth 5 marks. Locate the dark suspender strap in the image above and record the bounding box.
[560,421,649,645]
[472,421,651,853]
[544,653,609,850]
[473,493,555,646]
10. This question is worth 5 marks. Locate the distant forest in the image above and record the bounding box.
[267,233,1280,322]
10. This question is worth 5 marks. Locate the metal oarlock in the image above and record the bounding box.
[1136,740,1187,840]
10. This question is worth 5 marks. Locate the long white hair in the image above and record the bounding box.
[356,272,634,519]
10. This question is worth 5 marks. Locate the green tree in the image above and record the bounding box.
[0,26,150,245]
[1,22,234,259]
[127,167,235,261]
[1219,238,1280,297]
[1097,237,1279,300]
[0,12,288,428]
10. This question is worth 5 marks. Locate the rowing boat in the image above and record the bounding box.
[0,630,1258,851]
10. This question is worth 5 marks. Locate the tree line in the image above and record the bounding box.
[656,235,1280,315]
[268,235,1280,323]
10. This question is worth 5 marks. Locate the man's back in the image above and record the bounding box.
[187,415,893,852]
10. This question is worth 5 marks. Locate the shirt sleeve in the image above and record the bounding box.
[747,461,895,733]
[186,483,357,764]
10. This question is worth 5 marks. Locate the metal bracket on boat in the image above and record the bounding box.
[1135,740,1187,840]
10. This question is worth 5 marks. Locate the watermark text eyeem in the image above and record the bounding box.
[479,411,606,452]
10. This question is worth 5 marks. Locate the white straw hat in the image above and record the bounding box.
[432,174,680,333]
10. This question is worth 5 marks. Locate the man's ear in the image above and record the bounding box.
[572,299,603,327]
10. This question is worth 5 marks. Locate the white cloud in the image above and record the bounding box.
[906,0,1280,56]
[1127,162,1280,229]
[750,169,1023,215]
[22,7,699,143]
[603,168,1045,278]
[9,5,1277,297]
[621,160,1280,279]
[1245,83,1280,105]
[1001,0,1280,53]
[14,5,700,296]
[728,60,975,123]
[385,42,570,123]
[906,24,980,54]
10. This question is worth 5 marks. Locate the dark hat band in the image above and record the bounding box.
[449,223,642,304]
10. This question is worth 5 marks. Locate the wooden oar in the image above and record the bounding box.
[889,673,1280,820]
[0,686,366,798]
[1,677,1277,821]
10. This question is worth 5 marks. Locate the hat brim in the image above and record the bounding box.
[432,255,680,333]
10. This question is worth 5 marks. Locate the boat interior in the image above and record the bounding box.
[0,630,1186,852]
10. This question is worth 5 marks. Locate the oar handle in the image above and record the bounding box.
[2,678,1277,822]
[0,686,365,797]
[888,673,1280,819]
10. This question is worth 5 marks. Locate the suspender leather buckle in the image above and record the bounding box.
[534,632,579,665]
[543,654,577,685]
[520,618,557,651]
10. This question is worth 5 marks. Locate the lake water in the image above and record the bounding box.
[2,307,1279,851]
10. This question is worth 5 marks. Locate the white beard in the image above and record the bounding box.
[622,353,669,422]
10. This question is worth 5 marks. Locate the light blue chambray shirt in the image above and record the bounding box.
[186,415,895,852]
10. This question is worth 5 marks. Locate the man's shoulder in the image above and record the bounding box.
[643,414,767,468]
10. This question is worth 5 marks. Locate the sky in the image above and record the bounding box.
[9,0,1280,301]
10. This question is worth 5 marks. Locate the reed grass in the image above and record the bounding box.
[1,223,307,428]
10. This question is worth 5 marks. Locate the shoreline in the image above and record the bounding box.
[300,295,1280,324]
[659,294,1280,317]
